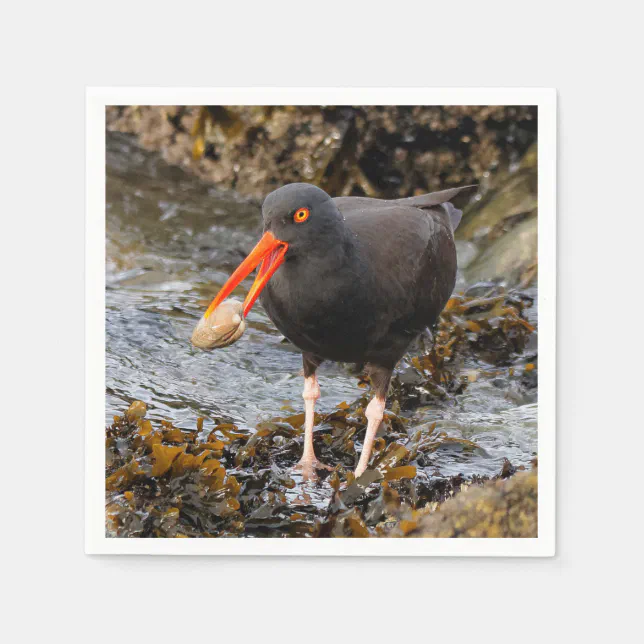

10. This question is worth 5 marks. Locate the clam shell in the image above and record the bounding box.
[191,299,246,350]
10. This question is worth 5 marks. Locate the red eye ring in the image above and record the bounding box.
[294,207,310,223]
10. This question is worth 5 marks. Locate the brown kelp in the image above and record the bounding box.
[106,287,537,538]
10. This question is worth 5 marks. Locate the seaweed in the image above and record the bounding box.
[391,285,536,409]
[106,288,537,538]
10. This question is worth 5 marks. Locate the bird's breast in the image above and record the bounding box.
[259,260,376,361]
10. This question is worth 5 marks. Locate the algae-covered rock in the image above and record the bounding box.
[406,469,538,538]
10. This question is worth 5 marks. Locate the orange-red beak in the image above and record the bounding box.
[204,231,288,319]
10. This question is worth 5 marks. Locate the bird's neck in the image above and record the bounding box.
[289,224,358,275]
[322,231,358,273]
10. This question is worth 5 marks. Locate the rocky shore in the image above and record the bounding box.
[107,105,538,289]
[105,105,539,537]
[106,106,536,198]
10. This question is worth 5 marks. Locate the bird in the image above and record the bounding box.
[202,182,474,481]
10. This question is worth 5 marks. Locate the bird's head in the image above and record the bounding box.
[203,183,345,320]
[261,183,344,252]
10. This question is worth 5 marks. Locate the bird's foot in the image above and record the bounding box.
[293,457,332,482]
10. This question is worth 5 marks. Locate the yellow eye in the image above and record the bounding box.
[294,207,310,223]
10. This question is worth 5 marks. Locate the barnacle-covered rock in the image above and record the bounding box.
[106,105,537,201]
[405,468,538,538]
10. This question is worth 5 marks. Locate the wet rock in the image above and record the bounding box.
[458,143,537,241]
[458,143,538,287]
[464,215,538,287]
[521,362,538,389]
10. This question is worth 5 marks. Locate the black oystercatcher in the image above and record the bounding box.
[203,183,474,481]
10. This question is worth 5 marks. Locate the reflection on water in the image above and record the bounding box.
[106,132,537,480]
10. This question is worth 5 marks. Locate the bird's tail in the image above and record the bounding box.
[441,202,462,232]
[394,184,476,231]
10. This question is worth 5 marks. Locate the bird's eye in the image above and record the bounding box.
[293,207,310,223]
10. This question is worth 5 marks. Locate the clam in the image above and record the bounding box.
[191,299,246,350]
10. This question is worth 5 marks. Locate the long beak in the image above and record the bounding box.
[204,231,288,319]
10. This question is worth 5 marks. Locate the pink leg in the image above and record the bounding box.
[295,375,329,481]
[354,396,386,478]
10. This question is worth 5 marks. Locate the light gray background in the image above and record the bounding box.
[2,1,640,641]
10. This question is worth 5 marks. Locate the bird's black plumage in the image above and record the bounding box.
[203,181,475,478]
[259,183,473,374]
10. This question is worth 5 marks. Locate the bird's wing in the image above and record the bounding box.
[334,197,442,309]
[333,197,435,272]
[334,197,454,332]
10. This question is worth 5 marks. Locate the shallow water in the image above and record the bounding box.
[106,132,538,482]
